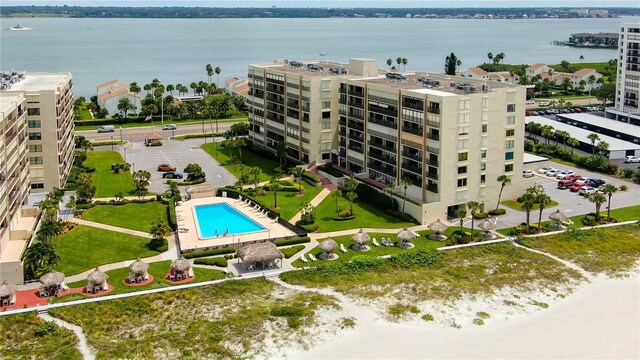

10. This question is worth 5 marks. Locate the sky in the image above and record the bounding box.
[1,0,638,7]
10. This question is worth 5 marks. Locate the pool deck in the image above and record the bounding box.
[175,196,296,252]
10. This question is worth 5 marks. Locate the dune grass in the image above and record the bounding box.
[50,278,337,359]
[85,151,136,197]
[82,202,169,233]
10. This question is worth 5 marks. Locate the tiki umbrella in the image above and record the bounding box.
[351,229,371,251]
[40,271,65,287]
[87,267,108,287]
[396,227,419,248]
[428,219,449,240]
[129,258,149,276]
[0,280,16,299]
[477,219,497,238]
[549,210,570,229]
[171,257,192,274]
[318,238,338,260]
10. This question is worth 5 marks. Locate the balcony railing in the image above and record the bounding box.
[402,151,422,161]
[402,126,423,136]
[402,161,422,175]
[368,163,396,177]
[369,117,397,129]
[427,107,440,114]
[347,120,364,131]
[369,141,395,152]
[427,133,440,141]
[368,150,396,164]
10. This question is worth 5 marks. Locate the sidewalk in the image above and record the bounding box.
[67,218,152,238]
[289,188,332,224]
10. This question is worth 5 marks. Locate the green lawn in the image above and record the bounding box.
[85,151,136,197]
[201,142,280,182]
[74,116,246,131]
[502,199,559,211]
[313,191,415,232]
[52,225,159,276]
[251,181,324,221]
[0,312,82,360]
[518,225,640,276]
[82,202,169,233]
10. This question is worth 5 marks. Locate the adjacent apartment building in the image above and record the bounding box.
[606,21,640,125]
[247,58,526,224]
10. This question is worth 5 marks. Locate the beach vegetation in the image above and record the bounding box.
[472,318,485,326]
[421,313,435,322]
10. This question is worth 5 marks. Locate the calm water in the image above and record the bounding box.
[1,16,637,97]
[194,203,265,238]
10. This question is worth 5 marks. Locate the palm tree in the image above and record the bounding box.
[22,242,59,279]
[400,178,411,214]
[520,193,536,233]
[65,195,76,219]
[579,55,584,63]
[166,84,175,96]
[344,176,358,216]
[206,64,213,85]
[555,130,570,147]
[149,218,169,241]
[587,75,596,103]
[235,137,247,162]
[401,58,408,71]
[536,194,552,231]
[190,82,198,96]
[567,137,580,154]
[487,52,493,63]
[250,167,262,189]
[467,201,481,241]
[117,97,135,119]
[587,133,600,155]
[332,189,343,216]
[541,125,555,145]
[269,177,282,208]
[454,209,467,232]
[561,77,573,92]
[37,219,62,242]
[601,184,617,220]
[396,57,402,69]
[496,175,511,210]
[596,141,609,156]
[560,60,571,72]
[291,167,305,195]
[444,52,460,75]
[586,193,607,222]
[527,122,540,140]
[386,58,393,69]
[214,66,222,88]
[129,82,141,115]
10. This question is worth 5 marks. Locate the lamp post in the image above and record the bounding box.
[132,162,135,173]
[111,135,114,151]
[119,127,123,143]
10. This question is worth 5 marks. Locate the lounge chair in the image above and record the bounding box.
[301,254,308,262]
[169,274,175,280]
[239,195,242,201]
[273,217,279,223]
[372,238,380,247]
[309,254,317,261]
[86,287,93,294]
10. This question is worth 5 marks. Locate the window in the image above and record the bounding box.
[505,140,515,149]
[28,120,41,128]
[321,121,331,130]
[481,149,487,159]
[482,124,488,133]
[457,166,467,174]
[505,151,514,160]
[322,101,331,108]
[507,116,516,124]
[28,132,42,140]
[480,174,486,183]
[28,145,42,152]
[27,108,40,116]
[457,178,468,187]
[457,139,469,149]
[506,129,515,137]
[505,164,514,172]
[458,152,468,161]
[458,126,469,135]
[30,157,43,165]
[31,183,45,189]
[507,104,516,112]
[322,111,331,119]
[480,162,486,171]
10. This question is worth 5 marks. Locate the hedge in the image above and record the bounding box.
[302,171,320,183]
[318,164,344,178]
[295,221,319,232]
[166,199,177,231]
[179,132,225,139]
[177,178,206,186]
[148,238,168,252]
[332,215,356,221]
[194,257,228,267]
[273,236,310,247]
[354,183,396,210]
[183,247,236,259]
[473,212,488,220]
[488,208,506,216]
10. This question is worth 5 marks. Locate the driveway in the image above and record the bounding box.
[117,138,237,194]
[495,163,640,229]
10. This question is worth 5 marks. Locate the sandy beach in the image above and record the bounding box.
[284,274,640,359]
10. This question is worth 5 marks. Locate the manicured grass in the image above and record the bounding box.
[281,245,305,259]
[281,242,584,303]
[251,181,324,221]
[82,202,169,233]
[61,260,226,296]
[52,225,159,276]
[50,278,337,359]
[74,117,246,131]
[518,224,640,276]
[293,232,443,267]
[201,141,281,183]
[0,312,82,360]
[85,151,136,197]
[502,199,559,211]
[313,191,415,232]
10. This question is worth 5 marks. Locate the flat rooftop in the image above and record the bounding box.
[0,93,23,113]
[557,113,640,134]
[526,116,640,151]
[1,72,71,92]
[524,153,549,163]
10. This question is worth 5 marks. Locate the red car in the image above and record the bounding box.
[570,180,587,192]
[566,174,582,182]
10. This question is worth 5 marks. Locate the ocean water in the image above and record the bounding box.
[1,16,635,97]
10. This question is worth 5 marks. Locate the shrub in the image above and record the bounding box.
[582,214,598,226]
[421,314,435,322]
[166,200,177,230]
[270,305,305,317]
[473,212,488,220]
[302,171,320,183]
[488,208,507,215]
[390,248,441,268]
[318,163,344,178]
[473,318,485,326]
[147,238,168,252]
[385,209,416,222]
[315,255,385,276]
[621,167,636,179]
[177,178,206,186]
[295,221,319,233]
[35,322,58,337]
[273,237,311,246]
[183,247,235,259]
[194,257,228,267]
[619,185,629,191]
[339,209,352,218]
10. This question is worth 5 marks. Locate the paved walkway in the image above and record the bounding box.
[289,188,332,224]
[68,218,153,238]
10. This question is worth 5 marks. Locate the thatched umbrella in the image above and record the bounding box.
[87,267,108,286]
[351,229,371,251]
[39,271,65,287]
[477,219,497,239]
[0,280,16,299]
[318,238,338,260]
[129,258,149,276]
[170,257,192,274]
[396,227,419,248]
[428,219,449,240]
[549,210,570,229]
[237,242,284,269]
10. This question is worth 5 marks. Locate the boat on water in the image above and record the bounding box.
[319,51,327,56]
[9,24,32,31]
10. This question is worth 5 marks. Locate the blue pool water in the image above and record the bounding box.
[194,203,266,238]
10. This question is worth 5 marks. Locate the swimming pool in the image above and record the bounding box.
[193,203,266,239]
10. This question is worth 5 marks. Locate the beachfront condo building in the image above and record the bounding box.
[0,93,38,284]
[606,21,640,125]
[2,72,75,192]
[247,58,526,224]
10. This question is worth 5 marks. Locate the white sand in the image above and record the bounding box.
[285,275,640,359]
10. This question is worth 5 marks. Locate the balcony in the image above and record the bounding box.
[402,125,423,136]
[427,107,440,114]
[402,161,422,175]
[369,140,395,152]
[348,133,364,142]
[368,162,396,177]
[427,184,438,193]
[427,133,440,141]
[369,104,398,117]
[402,151,422,162]
[369,117,397,129]
[348,144,364,153]
[427,171,438,180]
[347,120,364,131]
[368,150,396,164]
[401,171,422,187]
[427,120,440,128]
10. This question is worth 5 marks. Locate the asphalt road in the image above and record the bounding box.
[77,121,241,143]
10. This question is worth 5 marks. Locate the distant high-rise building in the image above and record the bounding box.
[606,22,640,125]
[247,58,526,224]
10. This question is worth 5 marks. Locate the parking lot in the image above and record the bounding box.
[118,138,237,194]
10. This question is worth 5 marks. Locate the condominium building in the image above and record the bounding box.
[247,58,526,224]
[606,22,640,125]
[0,93,37,284]
[3,72,75,192]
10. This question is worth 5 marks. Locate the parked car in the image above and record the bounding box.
[545,169,561,177]
[586,178,606,188]
[566,174,582,182]
[97,125,115,133]
[526,111,533,116]
[556,170,575,179]
[570,181,587,192]
[538,101,550,106]
[537,167,553,174]
[523,170,535,178]
[162,171,183,179]
[574,108,582,113]
[162,124,177,130]
[624,155,640,163]
[579,186,597,196]
[157,164,177,172]
[526,100,535,105]
[532,111,540,116]
[557,180,575,189]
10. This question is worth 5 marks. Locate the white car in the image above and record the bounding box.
[624,155,640,163]
[545,169,560,177]
[526,100,535,105]
[523,170,535,178]
[162,124,177,130]
[556,170,575,179]
[537,167,553,174]
[538,101,550,107]
[579,186,597,195]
